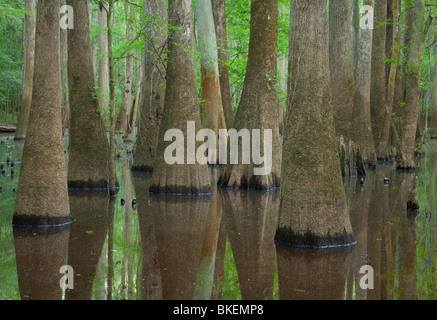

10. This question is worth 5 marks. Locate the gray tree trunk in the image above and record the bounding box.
[15,0,35,140]
[149,0,212,195]
[275,0,355,248]
[13,0,71,226]
[67,0,110,190]
[131,0,167,172]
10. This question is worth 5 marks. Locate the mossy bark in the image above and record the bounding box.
[13,0,71,227]
[396,0,426,170]
[218,0,281,190]
[131,0,166,172]
[275,0,355,248]
[15,0,35,140]
[67,0,110,190]
[431,43,437,138]
[149,0,212,195]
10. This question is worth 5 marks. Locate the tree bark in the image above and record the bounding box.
[397,0,427,169]
[116,5,134,133]
[98,4,110,124]
[351,0,377,169]
[196,0,227,165]
[15,0,35,140]
[218,0,281,190]
[370,0,389,160]
[275,0,355,248]
[66,0,110,190]
[430,43,437,138]
[329,0,355,177]
[212,0,234,128]
[131,0,167,172]
[379,0,401,158]
[13,0,71,226]
[149,0,212,195]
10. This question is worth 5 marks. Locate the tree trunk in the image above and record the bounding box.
[124,66,142,142]
[13,0,71,226]
[351,0,377,169]
[116,5,134,133]
[397,0,426,170]
[196,0,227,165]
[275,0,355,248]
[212,0,234,128]
[370,0,389,160]
[352,0,361,78]
[15,0,35,140]
[66,0,110,190]
[98,4,110,124]
[131,0,167,172]
[107,0,117,196]
[380,0,401,158]
[430,43,437,138]
[329,0,355,177]
[218,0,281,190]
[149,0,212,195]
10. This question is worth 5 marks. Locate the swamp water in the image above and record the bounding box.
[0,131,436,300]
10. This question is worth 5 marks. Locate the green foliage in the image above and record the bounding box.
[0,0,24,114]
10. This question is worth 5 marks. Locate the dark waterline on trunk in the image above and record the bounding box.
[0,132,436,300]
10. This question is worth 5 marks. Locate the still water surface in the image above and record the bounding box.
[0,132,436,300]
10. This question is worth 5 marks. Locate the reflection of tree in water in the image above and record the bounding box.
[132,172,162,300]
[148,193,211,300]
[220,189,279,300]
[345,163,421,300]
[13,226,70,300]
[276,244,352,300]
[65,191,109,300]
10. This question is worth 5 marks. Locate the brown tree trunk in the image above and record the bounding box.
[149,0,212,195]
[351,0,376,169]
[218,0,281,190]
[430,43,437,138]
[397,0,427,169]
[13,0,71,226]
[275,0,355,248]
[66,0,110,190]
[107,0,117,196]
[329,0,355,177]
[371,0,389,160]
[196,0,227,165]
[15,0,35,140]
[131,0,167,172]
[98,4,110,124]
[116,5,134,133]
[212,0,234,128]
[379,0,401,158]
